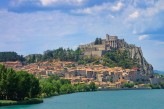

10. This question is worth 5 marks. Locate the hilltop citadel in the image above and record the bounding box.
[79,34,125,57]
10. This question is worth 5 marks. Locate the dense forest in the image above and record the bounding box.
[0,52,25,62]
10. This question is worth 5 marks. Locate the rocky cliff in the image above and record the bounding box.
[79,34,154,76]
[118,40,154,76]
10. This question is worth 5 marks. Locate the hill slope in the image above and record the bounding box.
[119,40,153,75]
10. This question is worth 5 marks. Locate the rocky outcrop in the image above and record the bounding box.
[128,46,153,75]
[118,40,154,76]
[79,34,154,76]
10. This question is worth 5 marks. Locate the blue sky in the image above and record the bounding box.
[0,0,164,70]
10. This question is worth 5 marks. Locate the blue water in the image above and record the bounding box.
[1,90,164,109]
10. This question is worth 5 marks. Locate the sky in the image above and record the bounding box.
[0,0,164,70]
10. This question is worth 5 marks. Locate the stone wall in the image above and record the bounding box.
[84,51,105,57]
[79,34,120,57]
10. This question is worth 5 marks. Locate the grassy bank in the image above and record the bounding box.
[0,98,43,107]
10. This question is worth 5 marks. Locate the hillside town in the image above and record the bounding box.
[0,35,161,89]
[0,60,161,89]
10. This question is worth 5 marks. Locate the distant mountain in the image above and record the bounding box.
[154,70,164,74]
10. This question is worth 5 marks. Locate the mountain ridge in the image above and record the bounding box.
[154,70,164,74]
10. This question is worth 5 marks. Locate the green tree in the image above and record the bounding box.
[75,83,90,92]
[17,71,32,100]
[60,84,75,94]
[94,38,102,45]
[159,82,164,89]
[47,75,60,82]
[16,71,40,100]
[122,83,134,88]
[0,65,40,100]
[60,79,71,85]
[40,80,57,97]
[0,52,25,62]
[29,75,40,98]
[89,82,97,91]
[149,84,160,89]
[0,64,7,100]
[5,68,18,100]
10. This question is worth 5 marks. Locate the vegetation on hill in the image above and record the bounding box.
[101,50,140,69]
[0,47,139,69]
[0,48,139,69]
[94,38,102,45]
[25,48,82,63]
[25,48,139,69]
[0,52,25,62]
[76,49,139,69]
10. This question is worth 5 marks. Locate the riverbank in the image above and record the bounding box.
[1,90,163,109]
[98,87,152,91]
[0,98,43,107]
[0,88,159,107]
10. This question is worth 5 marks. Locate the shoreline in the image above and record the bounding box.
[1,88,160,107]
[0,98,43,107]
[98,87,152,91]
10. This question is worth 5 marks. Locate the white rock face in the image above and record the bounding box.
[119,40,154,76]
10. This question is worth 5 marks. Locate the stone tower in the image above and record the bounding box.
[106,34,118,48]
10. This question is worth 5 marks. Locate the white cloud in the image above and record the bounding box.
[138,35,149,40]
[111,2,124,11]
[144,0,164,17]
[0,8,129,54]
[128,0,164,18]
[10,0,87,7]
[73,2,124,15]
[124,0,164,35]
[129,11,140,19]
[40,0,57,6]
[40,0,86,6]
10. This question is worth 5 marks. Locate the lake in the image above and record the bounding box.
[1,90,164,109]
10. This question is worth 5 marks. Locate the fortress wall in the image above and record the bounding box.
[91,51,103,57]
[80,35,125,57]
[84,51,103,57]
[93,45,106,51]
[84,51,92,56]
